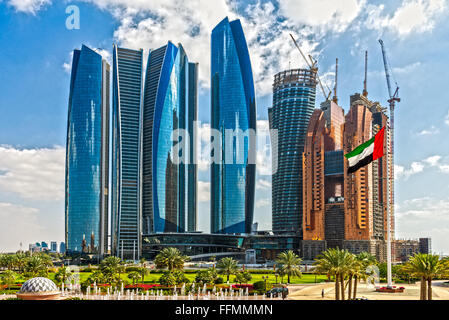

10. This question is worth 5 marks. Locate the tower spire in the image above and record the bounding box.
[363,50,368,97]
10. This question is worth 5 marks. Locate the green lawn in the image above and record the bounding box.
[2,270,327,287]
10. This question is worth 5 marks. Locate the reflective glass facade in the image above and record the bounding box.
[211,17,256,234]
[269,69,317,235]
[65,45,109,255]
[112,46,143,258]
[142,42,198,234]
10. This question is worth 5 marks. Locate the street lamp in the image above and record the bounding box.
[262,276,269,292]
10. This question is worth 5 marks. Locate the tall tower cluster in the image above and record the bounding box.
[65,17,256,258]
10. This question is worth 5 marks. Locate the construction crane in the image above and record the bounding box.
[379,38,400,289]
[332,58,338,104]
[289,33,330,101]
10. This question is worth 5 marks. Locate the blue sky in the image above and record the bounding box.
[0,0,449,254]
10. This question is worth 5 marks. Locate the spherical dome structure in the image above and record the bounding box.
[19,277,58,293]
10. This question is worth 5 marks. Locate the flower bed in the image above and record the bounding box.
[125,284,162,290]
[375,286,405,293]
[231,284,254,290]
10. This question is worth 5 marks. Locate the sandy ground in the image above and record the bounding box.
[287,281,449,300]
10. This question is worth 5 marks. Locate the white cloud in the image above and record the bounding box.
[256,198,270,208]
[278,0,365,33]
[8,0,51,15]
[0,146,65,201]
[62,62,71,74]
[256,179,271,190]
[445,110,449,126]
[365,0,447,37]
[198,181,210,202]
[396,196,449,253]
[417,125,439,136]
[396,154,449,179]
[0,203,43,253]
[422,155,441,166]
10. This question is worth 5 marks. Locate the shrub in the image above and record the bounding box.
[172,270,190,284]
[125,266,141,273]
[215,276,224,284]
[159,273,177,287]
[253,280,272,291]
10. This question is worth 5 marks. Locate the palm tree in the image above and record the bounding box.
[315,248,355,300]
[25,255,52,277]
[216,257,238,282]
[154,248,189,272]
[138,266,149,283]
[404,253,448,300]
[276,250,302,284]
[100,256,123,285]
[14,252,29,273]
[352,252,377,299]
[127,271,140,285]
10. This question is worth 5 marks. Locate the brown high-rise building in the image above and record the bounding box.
[301,90,393,261]
[302,100,345,258]
[344,101,373,240]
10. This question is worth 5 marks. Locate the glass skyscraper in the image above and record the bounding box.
[111,45,143,258]
[210,17,256,234]
[269,69,317,235]
[142,42,198,234]
[65,45,110,255]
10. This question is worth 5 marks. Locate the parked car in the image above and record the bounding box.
[266,286,289,298]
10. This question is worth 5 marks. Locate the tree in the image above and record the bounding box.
[276,250,302,284]
[25,255,53,277]
[403,253,448,300]
[172,270,190,285]
[195,269,218,285]
[159,272,177,287]
[0,270,17,289]
[216,257,238,282]
[127,271,140,285]
[154,248,189,272]
[55,266,71,285]
[138,267,150,283]
[314,248,355,300]
[352,252,377,299]
[14,252,29,273]
[100,256,123,286]
[235,271,252,285]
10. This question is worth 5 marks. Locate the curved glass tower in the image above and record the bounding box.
[211,17,256,234]
[65,45,109,255]
[142,42,198,233]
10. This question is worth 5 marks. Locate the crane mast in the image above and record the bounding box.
[379,39,400,289]
[289,33,329,101]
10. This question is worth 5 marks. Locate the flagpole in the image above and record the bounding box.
[386,103,394,288]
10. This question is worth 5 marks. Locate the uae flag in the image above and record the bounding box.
[345,127,385,173]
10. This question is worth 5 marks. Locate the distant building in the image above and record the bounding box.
[269,68,317,235]
[65,45,110,256]
[419,238,432,254]
[50,241,57,253]
[210,17,256,234]
[59,242,66,254]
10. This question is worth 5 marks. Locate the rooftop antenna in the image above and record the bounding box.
[332,58,338,104]
[363,50,368,97]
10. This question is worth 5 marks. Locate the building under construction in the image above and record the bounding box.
[300,51,395,261]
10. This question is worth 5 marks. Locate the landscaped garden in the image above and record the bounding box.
[1,248,448,300]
